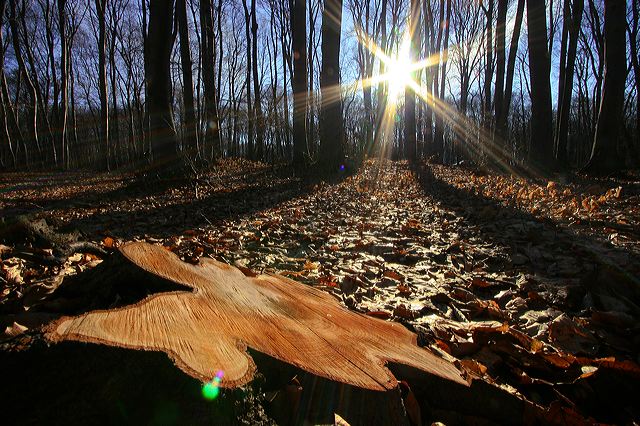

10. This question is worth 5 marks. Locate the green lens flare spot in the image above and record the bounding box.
[202,381,220,400]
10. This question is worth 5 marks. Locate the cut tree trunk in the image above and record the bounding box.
[47,242,466,391]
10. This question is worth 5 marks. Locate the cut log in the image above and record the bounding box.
[46,242,466,391]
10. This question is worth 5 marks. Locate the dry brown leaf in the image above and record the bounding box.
[102,236,115,248]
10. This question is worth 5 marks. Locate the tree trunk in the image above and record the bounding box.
[319,0,345,172]
[56,0,67,168]
[176,0,198,159]
[200,0,221,160]
[95,0,109,170]
[9,0,38,168]
[374,0,388,156]
[146,0,178,173]
[108,4,121,168]
[251,0,264,161]
[0,0,16,168]
[434,0,451,161]
[497,0,524,140]
[493,0,506,146]
[483,0,494,131]
[555,0,584,167]
[631,0,639,142]
[292,0,308,170]
[242,0,254,159]
[526,0,556,173]
[582,0,626,175]
[404,0,420,163]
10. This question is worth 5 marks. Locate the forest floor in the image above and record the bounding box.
[1,159,639,424]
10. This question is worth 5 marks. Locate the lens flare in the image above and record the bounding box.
[202,370,224,401]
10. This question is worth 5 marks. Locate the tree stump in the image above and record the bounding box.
[46,242,466,391]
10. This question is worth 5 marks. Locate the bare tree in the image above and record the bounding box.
[176,0,197,158]
[555,0,583,167]
[526,0,555,173]
[403,0,419,162]
[251,0,264,160]
[200,0,221,159]
[241,0,254,158]
[94,0,109,169]
[495,0,525,143]
[627,0,639,143]
[9,0,40,166]
[292,0,308,169]
[319,0,345,171]
[146,0,178,172]
[583,0,626,174]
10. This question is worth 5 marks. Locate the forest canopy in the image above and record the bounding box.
[0,0,637,174]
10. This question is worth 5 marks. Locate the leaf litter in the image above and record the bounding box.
[1,158,640,424]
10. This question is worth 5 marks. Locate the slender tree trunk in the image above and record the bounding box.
[493,0,506,145]
[200,0,221,159]
[0,0,16,168]
[55,0,67,168]
[374,0,388,156]
[177,0,198,159]
[526,0,556,173]
[95,0,109,170]
[434,0,451,161]
[43,1,59,165]
[404,0,419,162]
[146,0,178,173]
[307,0,318,154]
[319,0,345,171]
[9,0,38,167]
[631,0,640,140]
[555,0,583,167]
[421,0,434,155]
[108,5,121,168]
[251,0,264,160]
[497,0,524,139]
[216,0,223,110]
[583,0,626,174]
[483,0,494,130]
[292,0,308,170]
[242,0,254,159]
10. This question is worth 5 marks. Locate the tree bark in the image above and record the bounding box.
[251,0,264,160]
[319,0,345,172]
[583,0,626,175]
[526,0,556,173]
[9,0,38,167]
[434,0,451,161]
[497,0,524,142]
[242,0,254,159]
[493,0,506,145]
[404,0,420,163]
[176,0,198,159]
[95,0,109,170]
[374,0,388,156]
[108,2,122,168]
[0,0,16,168]
[200,0,221,160]
[146,0,178,173]
[483,0,494,131]
[292,0,308,170]
[631,0,640,141]
[555,0,583,167]
[57,0,68,168]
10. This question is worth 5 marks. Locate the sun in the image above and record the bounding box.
[386,37,413,101]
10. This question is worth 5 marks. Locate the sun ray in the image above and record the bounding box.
[348,25,534,177]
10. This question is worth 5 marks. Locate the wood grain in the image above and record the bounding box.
[47,242,467,391]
